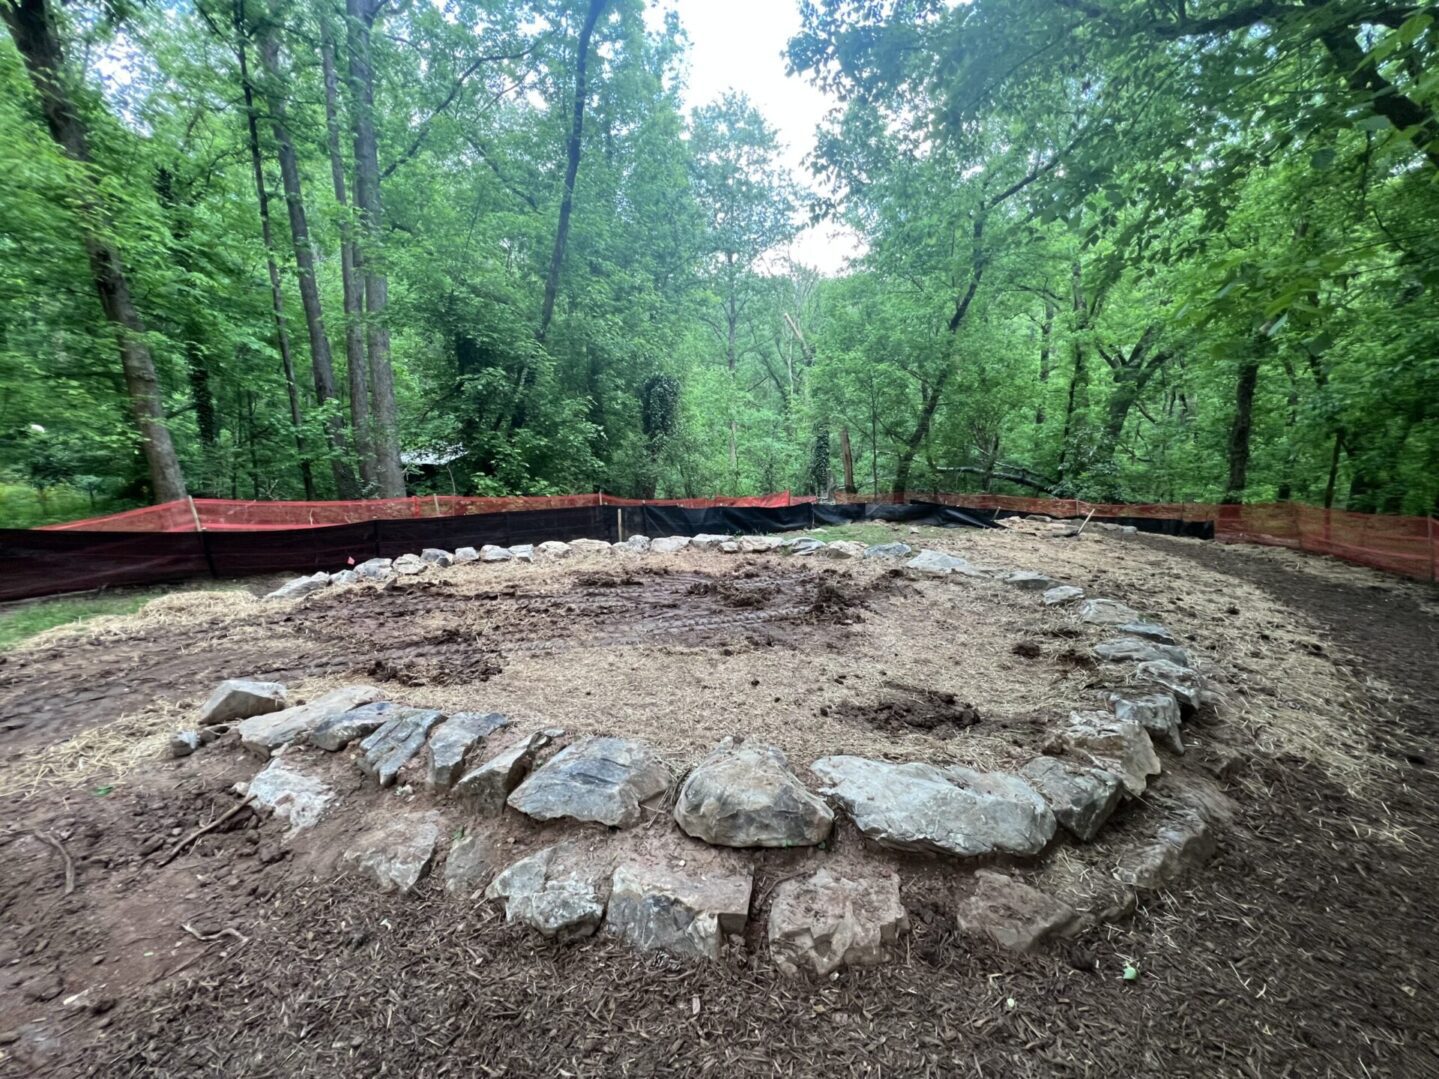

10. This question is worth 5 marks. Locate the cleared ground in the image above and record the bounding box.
[0,524,1435,1076]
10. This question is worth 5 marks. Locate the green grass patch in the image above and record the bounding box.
[0,590,165,651]
[800,522,930,546]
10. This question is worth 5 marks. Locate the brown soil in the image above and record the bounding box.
[0,537,1437,1076]
[833,682,982,739]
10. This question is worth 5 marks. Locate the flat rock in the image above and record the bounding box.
[1112,692,1184,753]
[330,569,357,585]
[265,572,330,600]
[393,553,425,575]
[1135,659,1204,710]
[811,756,1055,857]
[311,700,402,752]
[427,712,511,790]
[1064,711,1160,796]
[454,730,553,813]
[508,544,534,562]
[508,736,671,828]
[484,843,610,942]
[1118,621,1176,644]
[1019,757,1122,841]
[904,550,982,577]
[739,535,781,553]
[719,539,740,553]
[768,869,908,977]
[420,548,453,567]
[247,758,337,836]
[616,535,652,552]
[453,546,479,564]
[238,685,383,756]
[358,708,445,786]
[1042,585,1085,607]
[790,538,825,556]
[1003,570,1057,591]
[479,544,512,562]
[956,870,1078,952]
[354,557,392,581]
[1078,598,1141,625]
[863,542,912,559]
[689,534,732,551]
[569,539,611,553]
[444,830,501,895]
[536,541,572,558]
[199,678,287,726]
[606,864,753,960]
[673,741,832,848]
[651,536,690,554]
[818,540,866,559]
[1114,811,1216,890]
[1094,637,1191,666]
[343,811,443,894]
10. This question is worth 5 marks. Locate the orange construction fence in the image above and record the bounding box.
[38,491,811,534]
[833,492,1437,582]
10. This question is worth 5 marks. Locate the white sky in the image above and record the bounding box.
[645,0,864,275]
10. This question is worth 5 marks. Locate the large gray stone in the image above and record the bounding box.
[247,758,337,836]
[444,830,501,895]
[508,736,671,828]
[265,572,330,601]
[616,535,652,553]
[310,700,402,752]
[863,542,913,559]
[484,843,610,942]
[199,678,287,726]
[818,540,866,559]
[393,553,425,575]
[358,708,445,787]
[420,548,453,567]
[455,730,553,813]
[904,550,982,577]
[354,557,392,581]
[508,544,534,563]
[1118,621,1177,644]
[536,541,572,558]
[956,871,1078,952]
[689,534,732,551]
[1112,692,1184,753]
[426,712,511,791]
[1019,756,1122,841]
[1078,598,1141,626]
[605,864,753,960]
[1094,637,1191,666]
[1135,660,1204,711]
[343,811,443,894]
[238,685,383,756]
[768,869,908,977]
[739,535,782,553]
[1064,711,1160,796]
[453,546,480,564]
[673,741,833,848]
[811,756,1055,858]
[651,536,690,554]
[479,544,512,563]
[1042,585,1085,607]
[569,539,611,553]
[1114,812,1216,890]
[1003,570,1058,592]
[790,538,825,556]
[330,569,357,585]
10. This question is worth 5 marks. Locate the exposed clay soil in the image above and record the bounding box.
[0,534,1436,1076]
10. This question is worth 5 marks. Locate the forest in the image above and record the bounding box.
[1,0,1436,524]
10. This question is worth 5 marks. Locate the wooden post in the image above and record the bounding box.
[615,508,623,542]
[186,496,204,533]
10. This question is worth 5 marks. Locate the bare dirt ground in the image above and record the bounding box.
[0,526,1436,1077]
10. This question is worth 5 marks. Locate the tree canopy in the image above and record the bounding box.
[1,0,1435,523]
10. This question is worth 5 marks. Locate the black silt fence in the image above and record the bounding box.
[0,499,1204,603]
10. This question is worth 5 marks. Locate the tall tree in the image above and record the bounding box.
[2,0,187,501]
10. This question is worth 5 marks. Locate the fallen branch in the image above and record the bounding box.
[181,923,249,947]
[32,831,75,895]
[158,796,254,867]
[935,464,1062,495]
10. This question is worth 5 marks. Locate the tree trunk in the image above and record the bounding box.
[538,0,607,343]
[839,426,857,495]
[259,27,359,498]
[891,368,952,495]
[1223,350,1263,504]
[2,0,187,502]
[1035,297,1054,425]
[347,0,406,497]
[236,12,314,498]
[320,19,374,493]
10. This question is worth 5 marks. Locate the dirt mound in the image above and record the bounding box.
[834,682,982,739]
